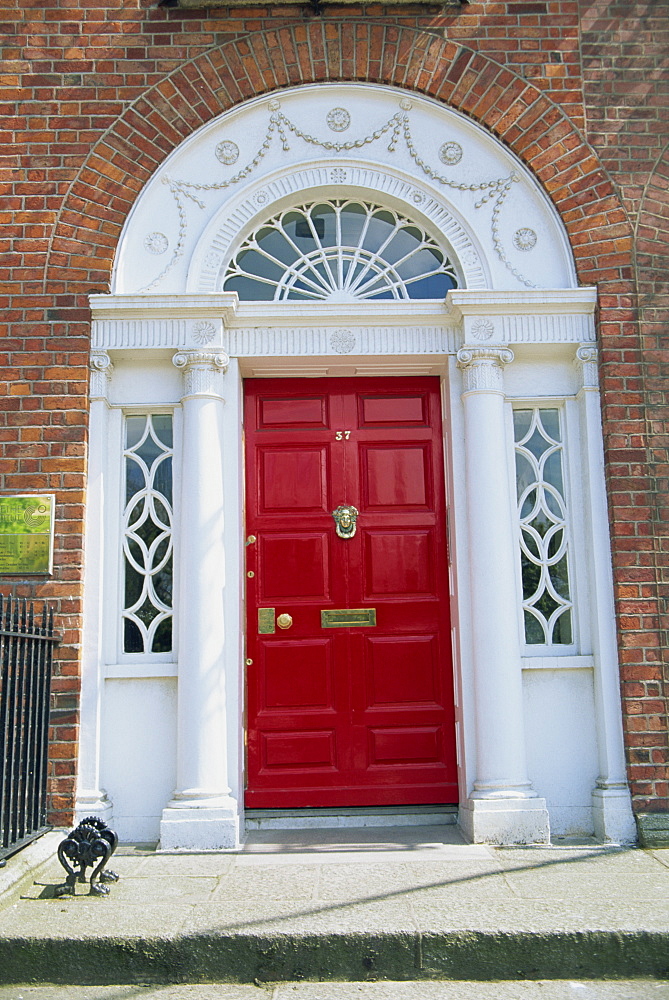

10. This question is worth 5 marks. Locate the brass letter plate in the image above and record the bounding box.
[258,608,275,634]
[321,608,377,628]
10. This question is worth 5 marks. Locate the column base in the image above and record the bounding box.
[635,810,669,848]
[159,796,240,851]
[591,783,637,844]
[459,796,550,845]
[74,791,114,828]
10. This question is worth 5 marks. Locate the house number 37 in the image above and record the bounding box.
[335,431,352,440]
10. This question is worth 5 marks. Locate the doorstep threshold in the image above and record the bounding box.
[244,804,458,830]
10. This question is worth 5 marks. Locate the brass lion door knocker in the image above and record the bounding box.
[332,504,359,539]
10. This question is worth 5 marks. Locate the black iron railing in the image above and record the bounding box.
[0,596,58,861]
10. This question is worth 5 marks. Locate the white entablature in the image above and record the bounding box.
[113,83,576,298]
[90,289,597,362]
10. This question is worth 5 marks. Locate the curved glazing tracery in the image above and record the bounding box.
[122,414,174,654]
[514,408,573,646]
[222,200,458,302]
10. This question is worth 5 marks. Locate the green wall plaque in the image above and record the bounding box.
[0,495,55,575]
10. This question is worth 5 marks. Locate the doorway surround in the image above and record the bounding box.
[78,83,636,848]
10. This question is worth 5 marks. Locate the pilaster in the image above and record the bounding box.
[160,347,240,850]
[574,344,636,843]
[456,345,550,844]
[75,351,115,824]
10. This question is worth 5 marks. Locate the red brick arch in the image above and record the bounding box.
[45,21,634,296]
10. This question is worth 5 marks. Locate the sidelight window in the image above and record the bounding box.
[122,414,174,654]
[223,199,458,302]
[513,407,573,646]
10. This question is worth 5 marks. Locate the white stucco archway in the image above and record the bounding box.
[79,83,635,848]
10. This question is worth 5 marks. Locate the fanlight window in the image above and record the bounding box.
[223,200,458,302]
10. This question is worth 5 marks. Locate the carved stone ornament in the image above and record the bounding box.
[330,329,356,354]
[192,321,216,345]
[327,107,351,132]
[203,251,222,271]
[89,350,114,399]
[457,347,514,394]
[575,344,599,389]
[470,318,495,341]
[173,349,229,397]
[215,140,239,165]
[513,227,538,252]
[439,142,463,165]
[118,86,568,296]
[144,232,168,255]
[154,112,521,294]
[332,504,359,539]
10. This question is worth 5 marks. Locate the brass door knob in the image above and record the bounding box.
[276,613,293,630]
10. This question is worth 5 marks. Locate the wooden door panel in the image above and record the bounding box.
[259,447,329,513]
[261,730,338,770]
[259,533,331,602]
[362,445,431,509]
[363,635,443,708]
[261,639,334,711]
[359,393,429,426]
[258,394,329,429]
[368,726,443,765]
[363,530,435,597]
[245,376,457,808]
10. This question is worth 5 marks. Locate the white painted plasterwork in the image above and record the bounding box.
[86,285,624,846]
[172,348,229,396]
[457,347,514,393]
[112,84,576,297]
[89,349,114,399]
[81,82,636,849]
[90,289,597,359]
[76,351,116,825]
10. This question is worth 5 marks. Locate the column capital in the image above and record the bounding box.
[89,350,114,400]
[574,344,599,389]
[173,349,230,398]
[456,346,514,394]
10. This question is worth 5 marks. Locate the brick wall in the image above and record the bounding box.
[580,0,669,816]
[2,0,667,826]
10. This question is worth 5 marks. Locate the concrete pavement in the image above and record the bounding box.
[0,982,668,999]
[0,825,668,986]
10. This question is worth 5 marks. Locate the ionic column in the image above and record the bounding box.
[160,348,239,850]
[76,350,115,824]
[575,345,636,842]
[456,347,550,844]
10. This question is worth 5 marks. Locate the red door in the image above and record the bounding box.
[244,377,457,808]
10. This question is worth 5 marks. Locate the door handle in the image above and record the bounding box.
[258,608,293,633]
